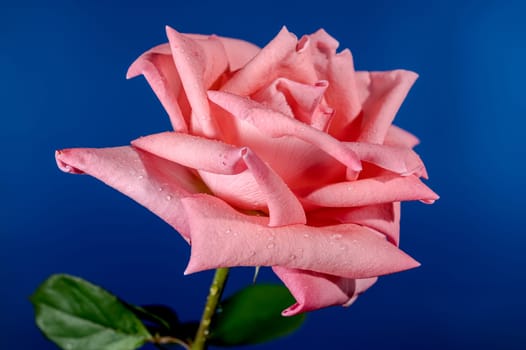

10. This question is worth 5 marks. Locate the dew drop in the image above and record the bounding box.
[289,254,296,260]
[137,175,144,179]
[339,244,347,250]
[225,228,232,234]
[303,233,310,238]
[268,235,275,241]
[158,187,164,192]
[249,250,256,257]
[267,242,275,249]
[331,233,343,240]
[166,194,172,201]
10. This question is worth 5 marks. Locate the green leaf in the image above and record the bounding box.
[209,284,306,346]
[30,274,151,350]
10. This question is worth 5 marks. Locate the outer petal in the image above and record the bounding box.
[307,203,400,245]
[185,34,261,71]
[345,142,427,178]
[213,36,261,71]
[385,124,420,148]
[132,132,247,175]
[325,49,362,138]
[55,146,203,240]
[166,26,228,137]
[208,90,362,172]
[182,194,420,278]
[133,132,306,222]
[273,267,377,316]
[303,174,439,208]
[126,44,188,132]
[354,70,418,144]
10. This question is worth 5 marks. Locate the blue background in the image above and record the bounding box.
[2,0,525,349]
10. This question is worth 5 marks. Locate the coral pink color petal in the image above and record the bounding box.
[55,146,203,240]
[220,26,297,95]
[131,132,247,175]
[126,44,188,133]
[166,26,226,137]
[385,125,421,148]
[307,203,400,245]
[241,148,306,226]
[325,49,362,137]
[304,174,439,208]
[345,142,427,178]
[355,70,419,144]
[207,90,362,172]
[273,266,377,316]
[182,195,420,278]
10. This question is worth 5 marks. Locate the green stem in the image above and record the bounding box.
[191,268,229,350]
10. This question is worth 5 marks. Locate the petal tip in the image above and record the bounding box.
[55,149,83,174]
[281,303,302,317]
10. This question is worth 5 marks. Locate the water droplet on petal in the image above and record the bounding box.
[158,187,163,192]
[303,233,310,238]
[166,194,172,201]
[331,233,343,240]
[137,175,144,179]
[267,243,275,249]
[289,254,296,260]
[225,228,232,234]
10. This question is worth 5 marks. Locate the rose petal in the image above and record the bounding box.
[183,194,420,279]
[325,49,362,138]
[354,70,419,144]
[385,124,420,148]
[166,26,228,137]
[277,79,330,126]
[55,146,203,240]
[307,203,400,245]
[207,90,362,172]
[126,44,188,133]
[131,132,247,174]
[133,132,306,221]
[241,148,306,226]
[273,267,377,316]
[221,26,318,96]
[213,36,261,71]
[303,174,439,208]
[251,78,294,117]
[345,142,427,178]
[252,78,332,130]
[184,34,261,72]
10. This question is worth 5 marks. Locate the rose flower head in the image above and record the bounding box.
[56,26,438,316]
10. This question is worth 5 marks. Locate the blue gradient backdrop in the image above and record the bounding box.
[2,1,525,349]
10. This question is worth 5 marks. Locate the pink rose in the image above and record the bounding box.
[56,26,437,316]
